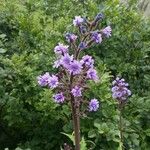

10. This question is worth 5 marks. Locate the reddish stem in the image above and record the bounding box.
[70,94,80,150]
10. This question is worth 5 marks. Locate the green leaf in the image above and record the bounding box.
[0,48,7,53]
[80,137,87,150]
[88,129,96,138]
[94,119,101,130]
[61,132,75,145]
[0,34,6,39]
[145,129,150,137]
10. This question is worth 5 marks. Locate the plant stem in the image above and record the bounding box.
[70,94,80,150]
[119,104,124,150]
[69,29,90,150]
[70,73,80,150]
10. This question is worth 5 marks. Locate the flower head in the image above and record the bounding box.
[80,55,94,68]
[47,75,59,88]
[87,68,99,82]
[54,43,69,55]
[91,32,102,43]
[37,72,50,86]
[71,86,82,97]
[60,53,73,69]
[73,16,84,26]
[112,77,131,101]
[65,33,77,43]
[102,26,112,38]
[68,60,82,75]
[53,92,65,103]
[89,99,99,112]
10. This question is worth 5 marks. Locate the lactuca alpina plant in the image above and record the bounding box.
[112,77,131,102]
[112,77,131,150]
[37,13,111,150]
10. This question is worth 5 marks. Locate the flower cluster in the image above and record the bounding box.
[65,33,77,43]
[91,32,102,43]
[54,43,69,55]
[73,16,84,26]
[112,77,131,102]
[71,86,82,97]
[38,13,112,112]
[53,93,65,104]
[37,73,59,88]
[102,26,112,38]
[89,99,99,112]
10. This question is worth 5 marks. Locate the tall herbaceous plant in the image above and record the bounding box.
[37,13,131,150]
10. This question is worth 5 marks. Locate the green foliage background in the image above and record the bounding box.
[0,0,150,149]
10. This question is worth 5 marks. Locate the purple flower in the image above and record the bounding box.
[73,16,84,26]
[68,60,83,75]
[54,43,69,55]
[95,13,104,22]
[111,86,119,92]
[102,26,112,38]
[112,77,131,101]
[47,75,59,88]
[87,68,99,82]
[71,86,82,97]
[60,53,73,68]
[80,55,94,68]
[53,92,65,103]
[65,33,77,43]
[37,72,50,86]
[91,32,102,43]
[127,89,131,96]
[89,99,99,112]
[53,59,61,68]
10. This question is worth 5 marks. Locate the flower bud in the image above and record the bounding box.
[95,13,104,23]
[65,33,77,43]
